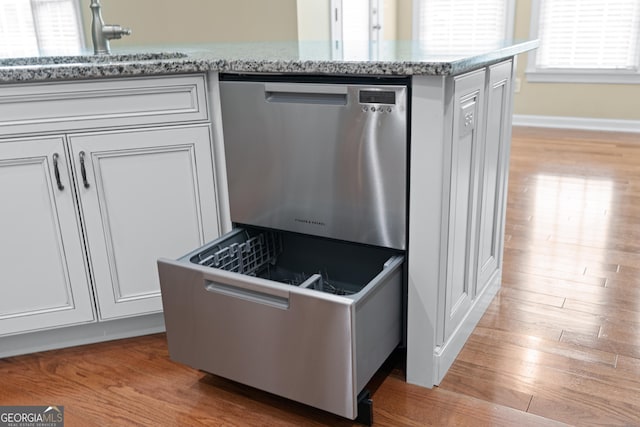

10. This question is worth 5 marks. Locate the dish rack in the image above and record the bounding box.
[191,231,282,276]
[190,230,355,295]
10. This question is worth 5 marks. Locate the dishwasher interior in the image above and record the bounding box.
[189,226,398,297]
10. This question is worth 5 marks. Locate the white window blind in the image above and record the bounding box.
[415,0,511,55]
[535,0,640,70]
[0,0,82,58]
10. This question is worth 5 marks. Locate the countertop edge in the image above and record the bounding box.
[0,40,539,83]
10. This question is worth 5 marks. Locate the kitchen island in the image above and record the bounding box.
[0,39,537,398]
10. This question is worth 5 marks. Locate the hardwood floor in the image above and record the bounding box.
[440,127,640,426]
[1,126,639,426]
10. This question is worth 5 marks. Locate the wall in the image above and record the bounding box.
[396,0,413,40]
[296,0,330,41]
[383,0,398,40]
[80,0,298,46]
[295,0,331,57]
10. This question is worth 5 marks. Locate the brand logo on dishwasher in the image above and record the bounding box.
[294,218,326,227]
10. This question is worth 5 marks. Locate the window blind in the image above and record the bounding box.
[536,0,640,70]
[416,0,508,55]
[0,0,82,58]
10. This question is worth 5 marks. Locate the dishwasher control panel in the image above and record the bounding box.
[359,90,397,113]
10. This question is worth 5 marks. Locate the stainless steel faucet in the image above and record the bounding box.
[90,0,131,55]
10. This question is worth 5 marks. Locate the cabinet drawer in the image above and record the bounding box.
[0,75,208,135]
[158,227,403,420]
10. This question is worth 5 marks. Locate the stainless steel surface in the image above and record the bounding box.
[220,80,408,250]
[78,151,90,188]
[160,78,408,420]
[90,0,131,55]
[52,153,64,191]
[158,227,403,420]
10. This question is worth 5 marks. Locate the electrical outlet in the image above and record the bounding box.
[514,77,522,93]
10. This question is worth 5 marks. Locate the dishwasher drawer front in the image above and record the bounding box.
[158,239,403,419]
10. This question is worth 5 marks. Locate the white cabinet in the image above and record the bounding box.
[0,74,220,341]
[69,126,219,319]
[443,69,485,341]
[475,61,512,297]
[441,62,514,343]
[441,62,513,343]
[407,60,514,386]
[0,136,95,336]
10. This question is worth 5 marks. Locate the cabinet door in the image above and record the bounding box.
[68,125,219,320]
[0,136,95,336]
[476,61,512,296]
[443,70,485,341]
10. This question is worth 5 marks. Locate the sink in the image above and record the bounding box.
[0,52,188,67]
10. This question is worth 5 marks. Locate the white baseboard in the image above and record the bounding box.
[0,313,165,358]
[513,114,640,134]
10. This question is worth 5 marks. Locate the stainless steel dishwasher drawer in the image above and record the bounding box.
[158,227,403,420]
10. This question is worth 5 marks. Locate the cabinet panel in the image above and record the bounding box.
[444,70,485,341]
[0,136,95,336]
[476,61,512,296]
[69,125,219,320]
[0,75,208,135]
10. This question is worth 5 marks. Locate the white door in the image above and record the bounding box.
[331,0,382,60]
[68,125,220,320]
[0,136,95,336]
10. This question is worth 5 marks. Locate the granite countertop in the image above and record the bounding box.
[0,40,538,83]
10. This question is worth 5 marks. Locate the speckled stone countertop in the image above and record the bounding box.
[0,40,538,83]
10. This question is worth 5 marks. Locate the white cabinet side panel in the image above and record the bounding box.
[406,75,448,388]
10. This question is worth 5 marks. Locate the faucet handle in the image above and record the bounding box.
[102,24,132,40]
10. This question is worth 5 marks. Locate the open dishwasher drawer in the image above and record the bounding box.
[158,226,403,420]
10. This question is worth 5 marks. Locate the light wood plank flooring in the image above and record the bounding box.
[1,127,639,426]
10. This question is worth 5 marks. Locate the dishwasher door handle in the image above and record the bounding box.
[264,82,348,105]
[204,278,290,310]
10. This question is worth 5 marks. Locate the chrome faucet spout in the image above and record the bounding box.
[90,0,131,55]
